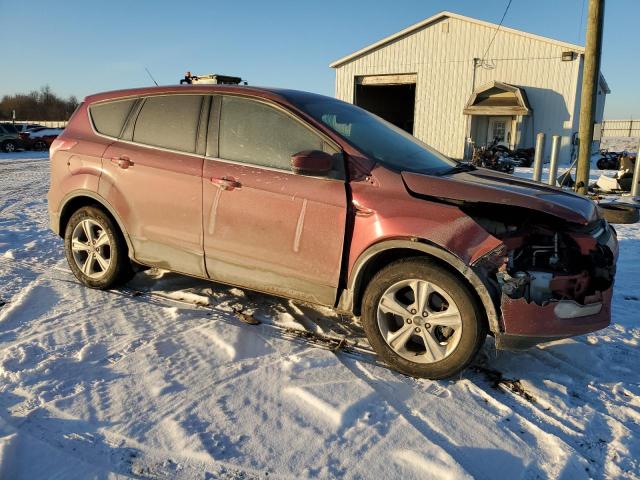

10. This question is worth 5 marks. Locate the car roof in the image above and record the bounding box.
[84,85,336,107]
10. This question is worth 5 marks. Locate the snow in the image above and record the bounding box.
[600,137,639,154]
[0,152,639,479]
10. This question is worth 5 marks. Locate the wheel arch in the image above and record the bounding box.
[339,239,500,334]
[58,191,135,257]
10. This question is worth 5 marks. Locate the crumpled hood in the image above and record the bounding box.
[401,168,599,225]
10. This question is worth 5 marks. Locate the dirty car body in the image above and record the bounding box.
[48,85,618,378]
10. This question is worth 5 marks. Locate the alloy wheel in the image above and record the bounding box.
[376,278,463,364]
[71,219,112,279]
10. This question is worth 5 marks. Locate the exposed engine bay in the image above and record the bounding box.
[467,206,616,307]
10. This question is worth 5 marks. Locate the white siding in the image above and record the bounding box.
[334,16,584,162]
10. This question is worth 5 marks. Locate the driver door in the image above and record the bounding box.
[202,95,347,305]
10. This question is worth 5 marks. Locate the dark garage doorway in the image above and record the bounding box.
[354,75,416,134]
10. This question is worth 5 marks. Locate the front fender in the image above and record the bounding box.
[338,238,501,334]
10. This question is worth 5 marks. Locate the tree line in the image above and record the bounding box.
[0,86,79,121]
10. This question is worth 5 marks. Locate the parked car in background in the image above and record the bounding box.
[15,123,45,133]
[48,85,619,379]
[20,127,64,150]
[0,123,24,152]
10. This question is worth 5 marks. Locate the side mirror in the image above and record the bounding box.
[291,150,333,176]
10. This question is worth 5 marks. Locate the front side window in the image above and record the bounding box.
[90,99,136,138]
[219,96,324,170]
[133,95,203,153]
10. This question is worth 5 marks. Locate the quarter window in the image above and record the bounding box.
[133,95,203,153]
[219,96,323,170]
[90,99,136,138]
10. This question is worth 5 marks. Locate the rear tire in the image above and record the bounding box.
[361,258,486,379]
[33,140,47,151]
[64,206,134,289]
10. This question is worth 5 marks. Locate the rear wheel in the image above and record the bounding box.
[33,140,47,151]
[361,258,486,379]
[64,206,134,289]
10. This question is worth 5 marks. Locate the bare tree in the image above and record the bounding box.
[0,86,80,121]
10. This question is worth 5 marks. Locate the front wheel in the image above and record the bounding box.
[2,140,17,153]
[64,206,134,289]
[361,258,486,379]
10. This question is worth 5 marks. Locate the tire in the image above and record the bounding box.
[2,140,17,153]
[596,158,607,170]
[361,257,486,379]
[33,140,47,151]
[598,204,639,224]
[64,206,134,289]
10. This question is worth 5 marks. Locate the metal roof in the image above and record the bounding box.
[330,11,585,68]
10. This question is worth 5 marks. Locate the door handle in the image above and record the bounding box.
[110,156,133,169]
[210,176,241,190]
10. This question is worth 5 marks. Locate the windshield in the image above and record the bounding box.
[293,98,457,175]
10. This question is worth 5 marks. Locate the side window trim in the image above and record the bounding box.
[196,96,212,156]
[205,95,221,159]
[120,98,144,142]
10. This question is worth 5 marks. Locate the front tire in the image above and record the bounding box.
[2,140,17,153]
[64,206,134,289]
[361,258,486,379]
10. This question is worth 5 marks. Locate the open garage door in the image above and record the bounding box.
[354,74,416,134]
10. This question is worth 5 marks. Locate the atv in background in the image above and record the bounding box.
[470,138,531,174]
[596,150,635,171]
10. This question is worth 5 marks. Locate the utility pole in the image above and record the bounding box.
[575,0,605,195]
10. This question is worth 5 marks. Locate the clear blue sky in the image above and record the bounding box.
[0,0,637,118]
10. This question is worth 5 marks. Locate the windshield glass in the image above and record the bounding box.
[293,97,456,175]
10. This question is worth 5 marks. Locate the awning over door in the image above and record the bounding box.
[463,81,531,116]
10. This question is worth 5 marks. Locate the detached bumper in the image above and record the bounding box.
[495,287,613,350]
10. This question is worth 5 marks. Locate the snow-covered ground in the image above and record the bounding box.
[0,152,638,479]
[600,137,639,154]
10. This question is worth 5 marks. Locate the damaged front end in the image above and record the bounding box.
[468,205,618,350]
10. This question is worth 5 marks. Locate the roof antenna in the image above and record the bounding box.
[144,67,159,86]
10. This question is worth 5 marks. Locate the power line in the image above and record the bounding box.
[577,0,586,44]
[480,0,514,62]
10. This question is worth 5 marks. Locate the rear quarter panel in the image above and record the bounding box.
[48,103,113,231]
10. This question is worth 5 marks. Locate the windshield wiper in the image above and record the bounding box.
[445,163,476,175]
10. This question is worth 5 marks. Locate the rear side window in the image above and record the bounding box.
[219,96,323,170]
[133,95,203,153]
[90,99,136,138]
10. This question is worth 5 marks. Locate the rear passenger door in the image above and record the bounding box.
[97,94,208,277]
[202,95,347,306]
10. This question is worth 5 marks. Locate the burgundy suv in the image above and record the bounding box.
[48,85,618,379]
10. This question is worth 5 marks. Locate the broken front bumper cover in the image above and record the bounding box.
[495,287,613,350]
